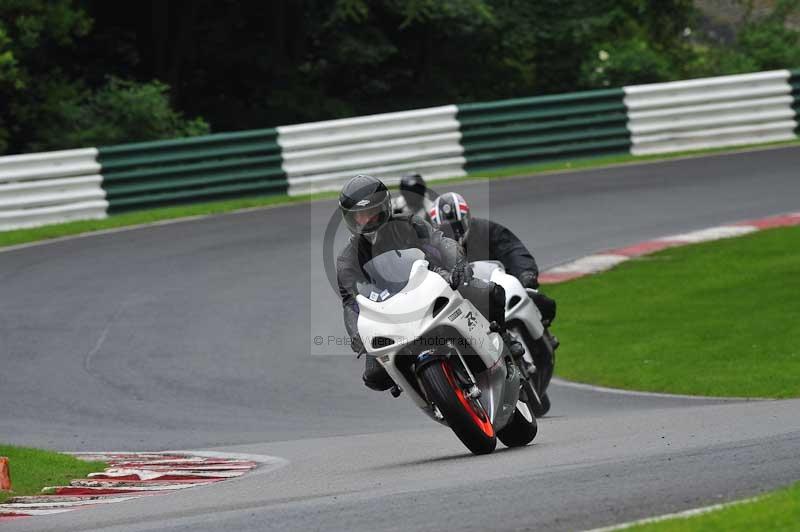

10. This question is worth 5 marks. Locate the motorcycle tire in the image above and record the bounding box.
[510,323,555,418]
[530,390,551,418]
[419,359,497,455]
[530,332,554,417]
[497,379,538,447]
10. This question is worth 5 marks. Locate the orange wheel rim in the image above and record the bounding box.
[442,360,494,437]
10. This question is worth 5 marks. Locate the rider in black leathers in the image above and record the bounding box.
[429,192,557,393]
[335,175,521,391]
[428,191,556,326]
[392,172,437,220]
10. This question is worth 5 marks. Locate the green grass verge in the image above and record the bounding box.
[2,139,798,250]
[625,481,800,531]
[544,225,800,398]
[0,444,106,504]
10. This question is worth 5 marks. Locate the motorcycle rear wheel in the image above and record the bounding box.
[419,359,497,455]
[511,325,554,418]
[497,379,539,447]
[530,332,555,417]
[530,390,551,418]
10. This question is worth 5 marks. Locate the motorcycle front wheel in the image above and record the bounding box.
[419,359,497,455]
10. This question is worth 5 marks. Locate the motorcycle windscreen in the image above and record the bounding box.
[357,248,425,302]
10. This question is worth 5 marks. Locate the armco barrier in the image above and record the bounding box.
[791,69,800,134]
[456,89,631,172]
[277,105,465,195]
[0,148,107,231]
[2,68,800,230]
[624,70,797,155]
[97,129,286,212]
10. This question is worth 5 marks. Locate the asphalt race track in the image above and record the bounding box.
[2,146,800,531]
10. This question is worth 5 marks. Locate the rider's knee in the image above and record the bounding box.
[488,283,506,325]
[532,292,556,325]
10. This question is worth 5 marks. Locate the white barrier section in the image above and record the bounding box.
[625,70,797,155]
[278,105,466,195]
[0,148,108,231]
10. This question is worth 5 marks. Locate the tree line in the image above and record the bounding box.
[1,0,799,155]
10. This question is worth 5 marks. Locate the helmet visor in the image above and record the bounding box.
[342,201,391,235]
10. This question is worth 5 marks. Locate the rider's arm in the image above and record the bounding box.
[489,220,539,279]
[336,241,366,352]
[410,215,471,287]
[410,216,466,271]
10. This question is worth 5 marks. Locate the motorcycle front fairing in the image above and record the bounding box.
[471,261,545,340]
[356,254,516,428]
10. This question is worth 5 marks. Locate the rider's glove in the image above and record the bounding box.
[448,261,473,289]
[518,270,539,289]
[431,266,453,284]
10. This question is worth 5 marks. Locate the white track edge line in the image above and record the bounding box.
[73,450,290,477]
[166,450,289,474]
[584,496,760,531]
[64,450,288,493]
[550,378,773,401]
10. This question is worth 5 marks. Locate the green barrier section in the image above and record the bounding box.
[791,69,800,135]
[98,129,287,212]
[457,88,631,172]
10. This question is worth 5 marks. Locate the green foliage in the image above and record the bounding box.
[2,0,800,156]
[0,0,207,155]
[731,1,800,70]
[737,21,800,69]
[0,26,20,88]
[574,1,699,89]
[580,39,674,88]
[0,28,15,152]
[305,0,500,116]
[684,0,800,77]
[0,0,93,154]
[29,77,209,151]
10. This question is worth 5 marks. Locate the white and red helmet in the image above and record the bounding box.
[430,192,471,244]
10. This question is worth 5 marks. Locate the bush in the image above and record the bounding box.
[736,19,800,70]
[579,38,676,88]
[29,77,210,150]
[686,0,800,78]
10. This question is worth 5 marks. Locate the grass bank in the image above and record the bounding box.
[0,445,106,504]
[625,481,800,531]
[545,225,800,398]
[2,140,798,250]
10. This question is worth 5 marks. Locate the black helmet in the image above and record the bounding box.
[399,172,427,211]
[339,174,392,235]
[430,192,471,245]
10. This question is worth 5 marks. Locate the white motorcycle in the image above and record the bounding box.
[471,261,555,417]
[357,248,538,455]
